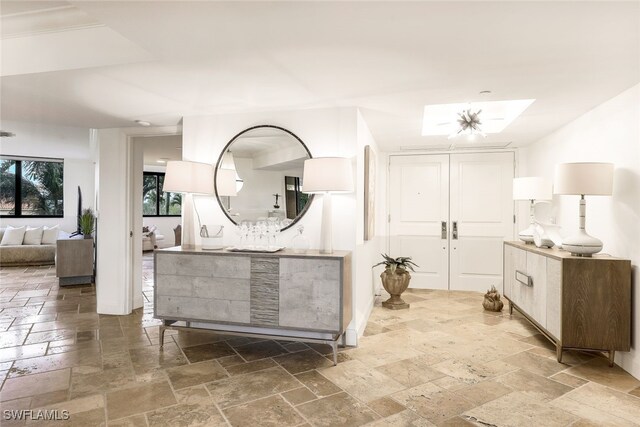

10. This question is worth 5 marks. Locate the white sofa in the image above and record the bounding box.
[142,226,165,251]
[0,226,68,267]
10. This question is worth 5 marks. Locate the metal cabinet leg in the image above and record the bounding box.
[556,344,563,363]
[159,325,166,349]
[330,341,338,366]
[608,350,615,367]
[508,301,513,315]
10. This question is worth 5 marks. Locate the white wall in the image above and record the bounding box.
[353,110,386,337]
[520,84,640,379]
[183,107,367,343]
[0,121,94,232]
[94,128,133,315]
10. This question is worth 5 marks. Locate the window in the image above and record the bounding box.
[143,172,181,216]
[0,156,64,217]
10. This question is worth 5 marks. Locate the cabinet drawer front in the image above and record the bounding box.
[279,258,342,332]
[156,253,251,278]
[504,245,526,303]
[525,252,547,327]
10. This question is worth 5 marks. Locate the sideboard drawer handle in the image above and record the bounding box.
[516,270,533,287]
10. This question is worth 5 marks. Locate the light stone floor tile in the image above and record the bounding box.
[318,359,406,402]
[1,258,639,426]
[553,382,640,424]
[565,357,640,392]
[463,391,578,427]
[391,381,476,424]
[296,392,379,427]
[223,394,304,427]
[365,409,435,426]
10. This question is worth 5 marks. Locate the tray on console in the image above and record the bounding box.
[226,246,284,253]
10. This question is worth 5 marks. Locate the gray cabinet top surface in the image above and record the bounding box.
[157,246,351,260]
[505,241,627,261]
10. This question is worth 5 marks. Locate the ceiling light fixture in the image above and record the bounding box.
[448,108,485,139]
[135,120,151,127]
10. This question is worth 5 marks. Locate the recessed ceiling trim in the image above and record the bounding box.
[1,5,103,39]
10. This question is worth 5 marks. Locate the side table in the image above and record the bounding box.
[56,238,94,286]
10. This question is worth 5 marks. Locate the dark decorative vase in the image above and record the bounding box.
[380,269,411,310]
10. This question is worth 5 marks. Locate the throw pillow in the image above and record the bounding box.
[41,225,60,245]
[0,226,26,246]
[23,226,44,245]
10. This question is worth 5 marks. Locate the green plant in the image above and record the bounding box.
[373,254,419,273]
[79,208,96,237]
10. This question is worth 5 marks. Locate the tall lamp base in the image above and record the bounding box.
[561,229,603,257]
[320,192,333,254]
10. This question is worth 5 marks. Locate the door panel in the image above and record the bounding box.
[449,152,514,292]
[389,155,449,290]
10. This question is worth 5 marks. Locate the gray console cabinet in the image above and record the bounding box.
[154,247,352,364]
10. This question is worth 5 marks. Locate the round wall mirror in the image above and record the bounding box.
[214,125,313,230]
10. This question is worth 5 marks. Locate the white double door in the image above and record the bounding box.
[389,152,514,292]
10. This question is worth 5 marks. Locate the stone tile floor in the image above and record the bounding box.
[0,255,639,426]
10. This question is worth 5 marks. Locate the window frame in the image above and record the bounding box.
[142,171,181,218]
[0,155,64,218]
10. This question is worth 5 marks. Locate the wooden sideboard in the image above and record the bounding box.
[503,241,631,366]
[154,247,352,364]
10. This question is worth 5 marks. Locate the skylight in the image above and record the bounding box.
[421,99,535,136]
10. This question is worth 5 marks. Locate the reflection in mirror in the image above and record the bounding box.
[215,125,313,229]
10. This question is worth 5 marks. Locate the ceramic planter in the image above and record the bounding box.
[380,268,411,310]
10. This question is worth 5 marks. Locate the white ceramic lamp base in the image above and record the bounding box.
[320,192,333,254]
[561,197,602,257]
[562,229,603,257]
[182,193,196,249]
[518,200,536,244]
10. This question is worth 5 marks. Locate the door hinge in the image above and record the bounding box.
[388,214,391,223]
[513,214,516,224]
[129,231,133,237]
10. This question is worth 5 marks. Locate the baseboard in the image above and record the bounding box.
[345,292,376,347]
[96,303,130,316]
[618,353,640,381]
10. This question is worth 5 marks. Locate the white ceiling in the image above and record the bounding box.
[137,134,182,166]
[1,1,638,150]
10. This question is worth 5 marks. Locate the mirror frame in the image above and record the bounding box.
[214,124,314,231]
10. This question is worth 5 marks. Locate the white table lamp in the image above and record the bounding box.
[554,162,614,256]
[163,160,215,248]
[302,157,354,254]
[513,177,552,243]
[216,168,238,197]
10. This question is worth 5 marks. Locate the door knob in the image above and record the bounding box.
[452,221,458,240]
[441,221,447,239]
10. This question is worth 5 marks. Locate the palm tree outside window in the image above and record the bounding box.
[143,172,181,217]
[0,156,64,217]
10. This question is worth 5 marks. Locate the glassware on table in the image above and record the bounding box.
[291,225,310,254]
